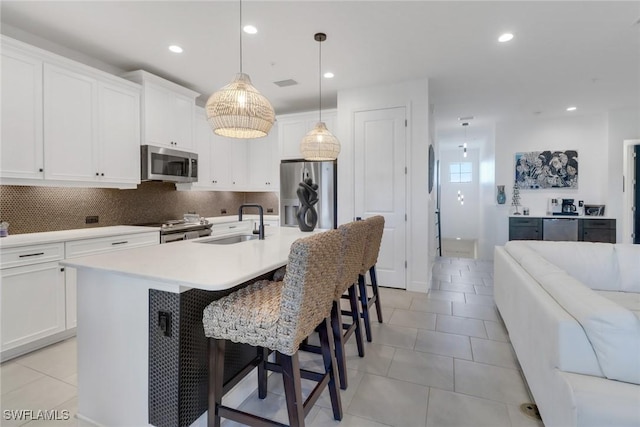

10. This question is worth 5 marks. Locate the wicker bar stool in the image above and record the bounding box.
[358,215,385,342]
[301,220,368,390]
[202,230,343,427]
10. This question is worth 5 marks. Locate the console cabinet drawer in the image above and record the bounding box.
[0,243,64,269]
[509,217,542,241]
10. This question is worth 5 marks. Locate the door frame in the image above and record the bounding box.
[622,139,640,243]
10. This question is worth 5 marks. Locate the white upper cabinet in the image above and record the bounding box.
[0,36,141,188]
[123,70,199,152]
[1,44,44,180]
[278,110,337,160]
[97,82,141,184]
[248,130,279,191]
[44,63,99,181]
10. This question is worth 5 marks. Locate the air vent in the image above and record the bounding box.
[273,79,298,87]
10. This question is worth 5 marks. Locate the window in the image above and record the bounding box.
[449,162,472,183]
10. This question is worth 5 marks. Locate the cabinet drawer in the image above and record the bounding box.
[509,217,541,227]
[65,232,159,258]
[211,221,252,236]
[581,219,615,229]
[0,243,64,269]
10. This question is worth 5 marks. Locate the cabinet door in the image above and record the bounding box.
[98,82,140,184]
[171,94,194,150]
[1,261,66,351]
[230,140,248,188]
[1,46,44,180]
[248,130,278,190]
[279,120,308,160]
[64,266,77,329]
[44,63,98,181]
[210,135,232,188]
[194,111,212,186]
[143,83,171,147]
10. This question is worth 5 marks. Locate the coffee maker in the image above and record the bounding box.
[561,199,578,215]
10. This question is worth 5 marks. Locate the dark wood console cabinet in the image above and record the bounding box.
[509,217,616,243]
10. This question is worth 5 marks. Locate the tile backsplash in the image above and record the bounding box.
[0,182,279,235]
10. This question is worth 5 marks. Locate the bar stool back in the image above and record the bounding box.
[359,215,385,342]
[203,230,343,427]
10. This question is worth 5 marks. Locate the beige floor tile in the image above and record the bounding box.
[426,388,511,427]
[427,290,466,303]
[347,374,428,427]
[1,362,44,395]
[310,407,391,427]
[464,293,496,306]
[474,285,494,296]
[388,348,454,391]
[433,273,453,283]
[451,276,485,286]
[344,342,395,376]
[224,390,321,427]
[484,321,510,343]
[0,376,76,427]
[436,314,487,338]
[454,359,530,406]
[470,338,519,370]
[22,397,77,426]
[439,282,477,293]
[409,298,452,315]
[13,339,77,382]
[367,322,418,349]
[378,290,413,310]
[414,330,472,360]
[507,404,545,427]
[388,309,436,330]
[452,302,500,322]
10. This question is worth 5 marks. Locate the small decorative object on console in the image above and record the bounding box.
[584,205,605,216]
[511,182,522,215]
[497,185,506,204]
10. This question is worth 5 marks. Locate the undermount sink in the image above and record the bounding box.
[196,234,259,245]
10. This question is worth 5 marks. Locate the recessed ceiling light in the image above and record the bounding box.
[243,25,258,34]
[498,33,514,43]
[566,106,577,111]
[168,45,183,53]
[323,72,334,79]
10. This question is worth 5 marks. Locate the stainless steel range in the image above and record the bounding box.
[138,218,212,243]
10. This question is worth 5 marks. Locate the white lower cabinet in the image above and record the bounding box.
[64,231,159,330]
[1,260,66,358]
[0,231,159,361]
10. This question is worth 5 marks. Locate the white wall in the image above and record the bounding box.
[337,78,431,293]
[491,114,608,251]
[440,147,480,240]
[606,108,640,242]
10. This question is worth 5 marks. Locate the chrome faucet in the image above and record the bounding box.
[238,204,265,240]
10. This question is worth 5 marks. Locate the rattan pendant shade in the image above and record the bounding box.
[301,32,340,160]
[205,73,275,139]
[205,0,274,139]
[300,122,341,161]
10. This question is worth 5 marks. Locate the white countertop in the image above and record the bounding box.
[205,214,279,224]
[61,226,318,291]
[0,225,160,249]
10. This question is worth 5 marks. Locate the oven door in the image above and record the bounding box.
[161,232,187,244]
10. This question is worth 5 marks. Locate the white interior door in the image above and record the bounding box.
[354,107,407,289]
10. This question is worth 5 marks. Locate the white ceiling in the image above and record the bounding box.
[2,1,639,139]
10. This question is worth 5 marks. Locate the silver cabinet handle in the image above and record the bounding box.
[111,241,128,245]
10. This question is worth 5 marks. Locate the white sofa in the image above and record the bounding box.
[494,241,640,427]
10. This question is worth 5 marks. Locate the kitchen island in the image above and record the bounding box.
[60,226,318,427]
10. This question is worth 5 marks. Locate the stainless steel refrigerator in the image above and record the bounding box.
[280,160,337,229]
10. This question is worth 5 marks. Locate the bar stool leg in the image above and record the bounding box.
[348,284,365,357]
[330,301,348,390]
[369,266,383,323]
[257,347,268,399]
[208,338,225,427]
[281,352,305,427]
[318,317,343,421]
[358,274,373,342]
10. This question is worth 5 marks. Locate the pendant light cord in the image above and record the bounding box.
[318,37,322,123]
[239,0,243,74]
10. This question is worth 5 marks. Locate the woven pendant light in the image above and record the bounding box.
[205,0,274,139]
[300,33,340,160]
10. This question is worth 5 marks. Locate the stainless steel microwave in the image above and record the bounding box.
[141,145,198,183]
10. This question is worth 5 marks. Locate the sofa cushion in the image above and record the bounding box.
[512,241,622,291]
[536,271,640,385]
[595,291,640,317]
[614,244,640,293]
